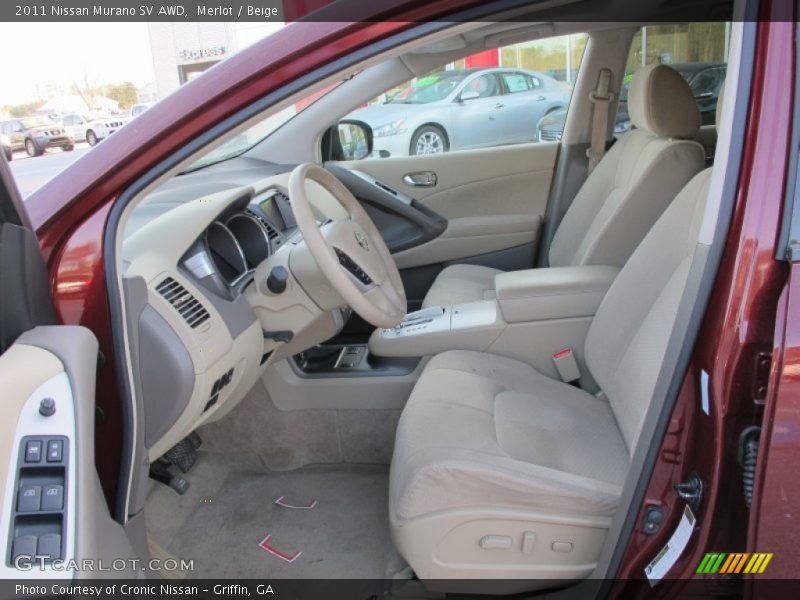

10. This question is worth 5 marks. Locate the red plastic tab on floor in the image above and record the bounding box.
[258,534,301,563]
[274,495,318,510]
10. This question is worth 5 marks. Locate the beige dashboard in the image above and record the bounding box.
[120,173,347,460]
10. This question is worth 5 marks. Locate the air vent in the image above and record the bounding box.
[247,209,281,242]
[156,277,210,328]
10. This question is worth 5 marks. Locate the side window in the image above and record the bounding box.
[352,32,587,158]
[616,23,730,135]
[463,74,501,99]
[501,72,532,94]
[11,121,22,133]
[690,68,725,97]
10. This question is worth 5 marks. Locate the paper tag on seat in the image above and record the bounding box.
[553,348,581,383]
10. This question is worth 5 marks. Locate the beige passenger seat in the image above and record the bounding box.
[389,83,727,592]
[421,63,705,309]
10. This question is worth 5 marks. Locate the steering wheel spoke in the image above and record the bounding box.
[288,164,407,328]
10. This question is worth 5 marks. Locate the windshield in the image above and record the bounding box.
[20,117,52,128]
[388,72,466,104]
[184,81,344,173]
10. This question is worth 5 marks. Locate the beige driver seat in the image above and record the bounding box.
[389,79,727,589]
[421,63,705,309]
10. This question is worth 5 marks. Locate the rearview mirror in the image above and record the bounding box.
[323,119,374,161]
[459,90,480,102]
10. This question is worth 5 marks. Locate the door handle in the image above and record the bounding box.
[403,171,437,188]
[536,95,546,101]
[494,102,505,109]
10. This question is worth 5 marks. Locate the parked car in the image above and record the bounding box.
[0,5,796,594]
[129,102,155,118]
[347,67,571,156]
[536,62,727,142]
[0,116,74,157]
[83,115,126,146]
[1,139,12,161]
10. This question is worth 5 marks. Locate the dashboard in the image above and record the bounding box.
[120,171,345,461]
[190,189,295,290]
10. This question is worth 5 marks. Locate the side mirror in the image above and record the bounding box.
[323,119,374,161]
[459,90,480,102]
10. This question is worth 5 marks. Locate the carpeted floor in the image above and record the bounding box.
[145,451,405,579]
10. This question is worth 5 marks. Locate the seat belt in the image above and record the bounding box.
[586,68,614,174]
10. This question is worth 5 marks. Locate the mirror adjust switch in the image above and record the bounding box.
[12,536,37,566]
[46,439,63,463]
[17,485,41,512]
[25,440,43,463]
[41,484,64,511]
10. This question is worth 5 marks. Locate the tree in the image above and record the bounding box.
[71,71,101,111]
[106,82,138,110]
[3,101,45,117]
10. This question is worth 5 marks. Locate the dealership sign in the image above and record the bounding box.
[178,47,227,62]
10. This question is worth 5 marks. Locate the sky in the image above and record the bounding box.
[0,23,155,107]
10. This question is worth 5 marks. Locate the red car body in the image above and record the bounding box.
[18,0,798,585]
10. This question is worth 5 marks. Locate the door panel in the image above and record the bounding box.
[339,141,558,268]
[0,327,141,576]
[0,151,140,577]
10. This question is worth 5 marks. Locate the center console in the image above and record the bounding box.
[369,302,503,357]
[368,265,620,384]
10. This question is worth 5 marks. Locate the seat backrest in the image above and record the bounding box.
[584,168,711,452]
[548,64,705,268]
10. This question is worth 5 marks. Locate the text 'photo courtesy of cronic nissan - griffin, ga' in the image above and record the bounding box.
[0,0,798,599]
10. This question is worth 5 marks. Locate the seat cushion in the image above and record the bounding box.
[390,350,630,522]
[421,264,502,308]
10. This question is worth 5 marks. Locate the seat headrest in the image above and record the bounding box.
[628,64,700,139]
[715,80,726,131]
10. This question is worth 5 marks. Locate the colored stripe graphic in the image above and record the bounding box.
[699,552,774,574]
[696,553,713,573]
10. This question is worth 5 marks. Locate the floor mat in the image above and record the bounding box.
[145,452,403,579]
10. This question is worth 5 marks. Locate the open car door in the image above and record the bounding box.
[0,157,141,582]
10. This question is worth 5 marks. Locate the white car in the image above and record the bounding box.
[347,67,571,157]
[84,116,127,146]
[54,112,127,146]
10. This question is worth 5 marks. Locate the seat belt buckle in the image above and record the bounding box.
[552,348,581,383]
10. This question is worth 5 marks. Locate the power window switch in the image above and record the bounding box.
[41,484,64,511]
[46,439,63,463]
[25,440,43,463]
[17,485,41,512]
[37,533,61,561]
[12,536,37,566]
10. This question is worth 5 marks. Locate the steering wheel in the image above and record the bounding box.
[288,163,406,328]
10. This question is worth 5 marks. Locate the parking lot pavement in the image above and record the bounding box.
[8,143,92,198]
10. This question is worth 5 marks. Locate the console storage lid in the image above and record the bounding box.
[495,265,619,323]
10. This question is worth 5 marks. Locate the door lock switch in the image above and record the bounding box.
[46,439,63,463]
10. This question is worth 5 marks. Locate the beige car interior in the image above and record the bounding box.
[419,63,706,309]
[80,14,735,595]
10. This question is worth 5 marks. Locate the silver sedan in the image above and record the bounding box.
[347,67,572,157]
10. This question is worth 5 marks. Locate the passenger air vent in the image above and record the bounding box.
[156,277,210,329]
